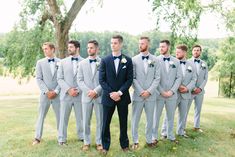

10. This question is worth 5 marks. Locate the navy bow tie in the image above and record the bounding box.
[194,59,200,63]
[48,58,55,62]
[142,56,149,60]
[113,55,122,60]
[180,61,186,65]
[71,57,78,61]
[163,57,170,61]
[89,59,97,63]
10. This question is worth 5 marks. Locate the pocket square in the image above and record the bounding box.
[122,65,127,69]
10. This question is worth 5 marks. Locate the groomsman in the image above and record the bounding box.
[77,40,103,151]
[152,40,182,144]
[57,40,84,145]
[99,35,133,154]
[33,42,60,145]
[161,44,196,137]
[186,45,208,132]
[131,37,160,149]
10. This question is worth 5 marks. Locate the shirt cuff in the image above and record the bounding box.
[118,91,123,96]
[54,89,59,94]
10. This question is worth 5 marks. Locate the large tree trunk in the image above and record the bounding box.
[55,26,69,59]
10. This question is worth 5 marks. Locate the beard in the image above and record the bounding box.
[68,50,76,56]
[89,52,96,56]
[139,46,148,52]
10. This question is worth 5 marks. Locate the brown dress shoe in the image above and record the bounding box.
[96,144,103,151]
[101,149,108,155]
[32,139,40,146]
[152,139,158,146]
[82,144,90,151]
[193,128,203,133]
[131,143,139,150]
[146,143,155,148]
[58,142,67,146]
[122,147,130,152]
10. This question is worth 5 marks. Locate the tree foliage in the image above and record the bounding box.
[152,0,202,53]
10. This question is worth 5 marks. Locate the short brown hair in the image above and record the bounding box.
[176,44,188,52]
[160,40,170,46]
[88,40,99,47]
[112,35,123,43]
[42,42,55,50]
[140,36,150,42]
[192,44,202,51]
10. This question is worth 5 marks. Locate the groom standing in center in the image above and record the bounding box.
[99,35,133,154]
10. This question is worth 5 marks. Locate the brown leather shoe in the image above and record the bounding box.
[96,144,103,151]
[101,149,108,155]
[131,143,139,150]
[122,147,130,152]
[193,128,203,133]
[32,138,40,146]
[58,142,67,146]
[152,139,158,146]
[146,143,155,148]
[82,144,90,151]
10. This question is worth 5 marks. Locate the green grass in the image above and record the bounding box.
[0,97,235,157]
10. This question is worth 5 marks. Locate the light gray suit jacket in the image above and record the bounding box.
[57,56,84,101]
[179,61,197,99]
[188,58,208,95]
[77,57,102,104]
[36,57,60,96]
[156,55,182,100]
[132,53,160,102]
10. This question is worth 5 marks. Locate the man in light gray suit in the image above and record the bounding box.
[33,42,60,145]
[186,45,208,133]
[161,44,196,138]
[77,40,103,151]
[57,40,84,145]
[131,37,160,149]
[152,40,182,144]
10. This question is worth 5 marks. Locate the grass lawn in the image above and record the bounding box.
[0,96,235,157]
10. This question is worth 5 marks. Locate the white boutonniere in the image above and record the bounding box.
[169,61,176,68]
[187,66,192,72]
[201,63,206,69]
[121,57,127,64]
[55,61,60,69]
[147,60,155,67]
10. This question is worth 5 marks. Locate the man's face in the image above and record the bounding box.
[68,43,78,55]
[175,48,186,60]
[139,39,149,52]
[42,45,54,57]
[87,43,98,56]
[159,42,169,55]
[192,47,201,58]
[111,38,122,52]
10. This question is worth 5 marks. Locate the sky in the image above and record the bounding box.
[0,0,231,39]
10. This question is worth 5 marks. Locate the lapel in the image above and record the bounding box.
[116,54,124,76]
[52,58,59,79]
[109,55,117,76]
[137,54,146,75]
[92,57,101,80]
[168,56,174,74]
[160,56,167,75]
[44,59,53,78]
[146,54,152,76]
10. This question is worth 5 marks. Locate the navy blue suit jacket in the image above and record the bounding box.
[99,54,133,107]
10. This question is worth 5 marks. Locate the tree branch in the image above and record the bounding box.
[63,0,87,33]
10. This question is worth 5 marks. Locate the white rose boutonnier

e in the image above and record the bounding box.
[121,57,127,64]
[147,60,155,67]
[201,63,206,69]
[96,61,100,68]
[187,66,192,72]
[169,61,176,68]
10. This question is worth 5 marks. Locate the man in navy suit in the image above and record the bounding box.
[99,35,133,154]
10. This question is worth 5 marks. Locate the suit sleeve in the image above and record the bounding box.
[77,62,90,93]
[199,63,208,90]
[119,58,133,93]
[170,62,182,93]
[57,62,71,93]
[36,61,49,94]
[94,85,102,96]
[99,59,113,93]
[132,59,144,96]
[147,60,160,94]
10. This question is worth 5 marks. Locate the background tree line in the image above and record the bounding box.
[0,0,234,97]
